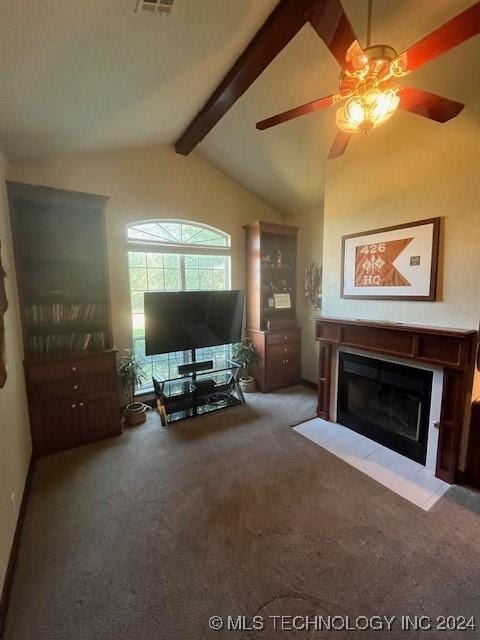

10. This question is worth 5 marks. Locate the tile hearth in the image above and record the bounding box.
[294,418,449,511]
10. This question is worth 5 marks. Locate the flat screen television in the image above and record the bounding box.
[144,290,244,356]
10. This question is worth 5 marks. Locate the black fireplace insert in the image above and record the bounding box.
[337,352,433,464]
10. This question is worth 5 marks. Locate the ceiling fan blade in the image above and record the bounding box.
[327,131,351,159]
[396,2,480,74]
[308,0,359,68]
[398,87,464,123]
[256,94,338,130]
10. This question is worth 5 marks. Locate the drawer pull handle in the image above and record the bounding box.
[285,359,289,364]
[79,402,84,407]
[284,336,288,340]
[284,348,288,352]
[72,366,77,372]
[73,385,79,390]
[71,403,77,409]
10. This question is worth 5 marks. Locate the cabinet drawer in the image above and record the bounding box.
[28,352,115,383]
[267,341,299,358]
[266,330,300,346]
[32,374,116,401]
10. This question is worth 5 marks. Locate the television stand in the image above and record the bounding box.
[152,350,245,426]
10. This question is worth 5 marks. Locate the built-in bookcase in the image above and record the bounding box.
[243,221,301,392]
[6,182,113,358]
[6,182,120,456]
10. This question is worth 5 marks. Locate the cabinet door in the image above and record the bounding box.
[80,392,120,444]
[30,400,82,454]
[282,356,300,388]
[266,356,286,390]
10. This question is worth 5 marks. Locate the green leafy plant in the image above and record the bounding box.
[232,338,260,380]
[117,353,146,408]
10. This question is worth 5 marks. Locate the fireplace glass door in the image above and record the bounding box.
[337,352,433,464]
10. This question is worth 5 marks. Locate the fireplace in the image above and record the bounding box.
[315,317,478,483]
[337,352,433,464]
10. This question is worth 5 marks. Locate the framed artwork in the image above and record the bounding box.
[341,217,440,300]
[273,293,291,309]
[0,240,8,388]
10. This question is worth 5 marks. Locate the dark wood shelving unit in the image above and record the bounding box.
[7,181,121,455]
[243,220,301,392]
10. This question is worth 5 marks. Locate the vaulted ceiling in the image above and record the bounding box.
[1,0,478,214]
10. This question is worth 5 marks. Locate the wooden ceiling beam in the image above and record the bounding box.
[174,0,313,156]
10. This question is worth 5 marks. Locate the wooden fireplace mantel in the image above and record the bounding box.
[315,316,478,483]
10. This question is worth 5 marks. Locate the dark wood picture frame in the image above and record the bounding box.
[340,217,441,301]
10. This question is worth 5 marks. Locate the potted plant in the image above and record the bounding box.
[117,353,148,426]
[232,338,260,393]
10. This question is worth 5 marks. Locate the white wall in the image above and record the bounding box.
[0,153,32,594]
[8,143,284,356]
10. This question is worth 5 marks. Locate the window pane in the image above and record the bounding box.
[131,291,144,314]
[129,252,146,267]
[148,268,164,290]
[128,221,229,247]
[185,255,198,268]
[159,223,182,242]
[185,269,199,290]
[198,255,213,268]
[133,313,145,338]
[213,270,226,290]
[152,360,170,380]
[212,255,226,269]
[134,338,146,358]
[181,224,203,243]
[199,270,214,289]
[147,253,163,268]
[164,254,180,268]
[164,269,181,290]
[130,268,148,290]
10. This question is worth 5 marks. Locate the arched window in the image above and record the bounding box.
[128,220,230,247]
[127,220,232,390]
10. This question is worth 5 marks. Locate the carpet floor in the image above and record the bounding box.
[4,385,480,640]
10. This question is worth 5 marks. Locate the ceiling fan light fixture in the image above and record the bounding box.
[336,87,400,134]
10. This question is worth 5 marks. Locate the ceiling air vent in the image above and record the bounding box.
[135,0,174,15]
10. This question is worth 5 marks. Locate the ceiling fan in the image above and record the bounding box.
[256,0,480,159]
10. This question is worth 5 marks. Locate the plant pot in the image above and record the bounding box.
[239,376,256,393]
[125,402,147,427]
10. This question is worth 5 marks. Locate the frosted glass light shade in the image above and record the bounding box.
[336,88,400,133]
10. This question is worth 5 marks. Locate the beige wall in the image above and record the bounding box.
[322,111,480,397]
[0,154,32,593]
[321,109,480,465]
[287,204,324,383]
[322,112,480,333]
[8,143,283,356]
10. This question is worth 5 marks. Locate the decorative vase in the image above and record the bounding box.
[239,376,256,393]
[125,402,147,426]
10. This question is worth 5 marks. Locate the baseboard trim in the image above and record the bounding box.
[299,378,317,391]
[0,456,34,637]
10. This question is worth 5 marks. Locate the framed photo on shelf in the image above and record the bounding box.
[341,217,440,301]
[273,293,291,309]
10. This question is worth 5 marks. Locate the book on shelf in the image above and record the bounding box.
[27,331,106,354]
[25,302,105,325]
